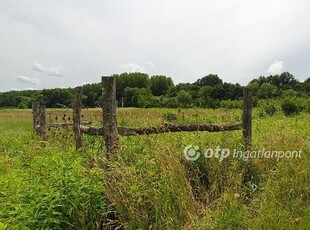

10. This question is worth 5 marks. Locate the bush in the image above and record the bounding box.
[163,112,177,123]
[205,98,220,109]
[220,100,242,109]
[17,102,27,109]
[281,99,299,116]
[264,104,277,116]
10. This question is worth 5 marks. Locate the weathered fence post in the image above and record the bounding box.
[32,102,47,140]
[38,105,47,141]
[242,87,252,151]
[73,86,83,149]
[102,76,119,157]
[32,102,40,134]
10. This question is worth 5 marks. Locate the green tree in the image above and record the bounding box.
[42,88,73,108]
[115,73,150,101]
[304,77,310,94]
[258,83,279,99]
[167,83,200,99]
[82,83,101,107]
[136,88,154,108]
[176,90,192,107]
[247,82,260,96]
[150,75,174,96]
[198,86,213,106]
[123,87,154,107]
[282,89,298,98]
[196,74,223,86]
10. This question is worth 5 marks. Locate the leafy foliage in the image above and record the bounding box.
[0,71,309,109]
[281,99,300,116]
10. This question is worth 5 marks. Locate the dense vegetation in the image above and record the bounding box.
[0,108,309,229]
[1,72,309,109]
[1,72,309,228]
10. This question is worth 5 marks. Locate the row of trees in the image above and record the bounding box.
[0,72,309,109]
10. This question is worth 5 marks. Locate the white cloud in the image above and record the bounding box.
[267,60,284,75]
[46,67,63,76]
[31,62,46,72]
[31,62,63,76]
[145,61,156,71]
[16,76,40,85]
[117,63,146,73]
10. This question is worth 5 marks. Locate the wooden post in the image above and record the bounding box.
[73,86,83,149]
[102,76,119,157]
[38,105,47,141]
[242,87,252,151]
[32,102,40,134]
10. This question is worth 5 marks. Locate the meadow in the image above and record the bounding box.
[0,107,309,229]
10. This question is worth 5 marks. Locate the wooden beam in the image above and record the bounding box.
[47,121,92,128]
[79,123,242,136]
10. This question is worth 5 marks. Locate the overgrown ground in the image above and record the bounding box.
[0,108,309,229]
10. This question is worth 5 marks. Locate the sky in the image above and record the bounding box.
[1,0,310,92]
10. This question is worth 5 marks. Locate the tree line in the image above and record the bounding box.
[0,72,309,109]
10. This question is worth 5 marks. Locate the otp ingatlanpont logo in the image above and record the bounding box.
[183,145,200,161]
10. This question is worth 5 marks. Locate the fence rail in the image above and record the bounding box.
[32,76,252,155]
[79,123,242,136]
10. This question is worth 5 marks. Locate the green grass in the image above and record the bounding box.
[0,108,309,229]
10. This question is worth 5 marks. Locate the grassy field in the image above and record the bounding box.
[0,108,309,229]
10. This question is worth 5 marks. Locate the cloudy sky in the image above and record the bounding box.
[1,0,310,92]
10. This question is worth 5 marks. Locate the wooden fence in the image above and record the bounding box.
[33,76,252,155]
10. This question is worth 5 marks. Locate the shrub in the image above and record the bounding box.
[264,104,277,116]
[281,99,299,116]
[205,98,220,109]
[220,100,242,109]
[163,112,177,122]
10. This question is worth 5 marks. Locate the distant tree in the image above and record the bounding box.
[278,72,298,89]
[304,77,310,94]
[250,76,268,86]
[123,87,153,107]
[258,83,279,99]
[265,72,298,89]
[150,75,174,96]
[247,82,260,96]
[136,88,154,108]
[198,86,213,106]
[115,73,150,101]
[176,90,192,107]
[123,87,138,107]
[82,83,101,107]
[17,101,27,109]
[167,83,200,99]
[221,83,243,100]
[42,88,73,108]
[196,74,223,86]
[0,91,19,107]
[282,89,298,98]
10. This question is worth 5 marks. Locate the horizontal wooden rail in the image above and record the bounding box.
[79,123,242,136]
[47,121,92,128]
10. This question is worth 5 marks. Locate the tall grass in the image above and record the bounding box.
[0,108,309,229]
